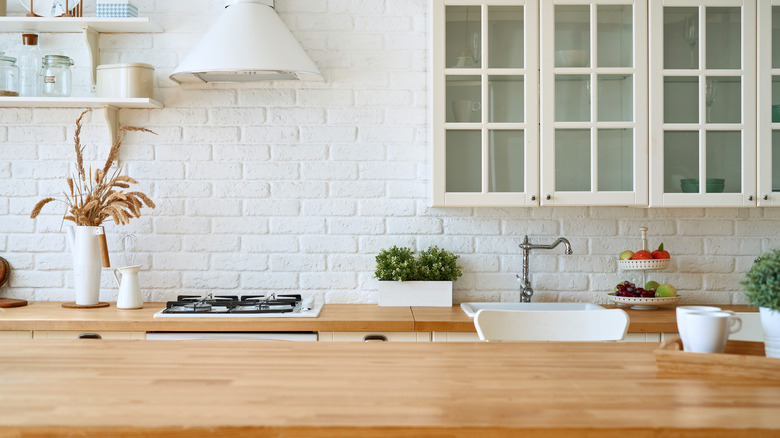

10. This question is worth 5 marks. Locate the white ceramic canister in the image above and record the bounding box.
[96,63,154,98]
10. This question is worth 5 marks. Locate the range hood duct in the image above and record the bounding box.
[170,0,322,84]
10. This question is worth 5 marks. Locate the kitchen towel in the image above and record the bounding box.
[96,0,138,17]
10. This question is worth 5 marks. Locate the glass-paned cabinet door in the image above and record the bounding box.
[540,0,648,206]
[649,1,756,207]
[757,0,780,206]
[432,0,539,206]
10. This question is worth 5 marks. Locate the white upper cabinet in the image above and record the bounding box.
[757,0,780,206]
[649,0,756,207]
[432,0,539,207]
[540,0,647,206]
[433,0,770,208]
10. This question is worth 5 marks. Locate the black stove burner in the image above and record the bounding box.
[162,294,302,314]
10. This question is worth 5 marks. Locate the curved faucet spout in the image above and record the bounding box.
[517,236,573,302]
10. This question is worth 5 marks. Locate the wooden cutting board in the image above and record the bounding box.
[0,256,8,287]
[0,256,28,308]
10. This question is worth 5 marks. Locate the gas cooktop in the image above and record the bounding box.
[153,294,323,318]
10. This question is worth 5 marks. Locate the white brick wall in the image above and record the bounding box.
[0,0,777,306]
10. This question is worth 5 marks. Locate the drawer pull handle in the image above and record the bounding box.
[363,334,388,342]
[78,333,102,339]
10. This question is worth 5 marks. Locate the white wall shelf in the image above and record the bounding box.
[0,97,162,109]
[0,98,161,155]
[0,17,163,149]
[0,17,162,91]
[0,17,162,33]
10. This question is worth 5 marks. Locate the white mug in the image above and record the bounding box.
[676,306,722,352]
[686,311,742,354]
[452,100,481,123]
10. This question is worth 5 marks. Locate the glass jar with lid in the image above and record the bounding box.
[41,55,73,97]
[0,52,20,97]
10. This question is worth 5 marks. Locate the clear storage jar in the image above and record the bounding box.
[41,55,73,97]
[0,52,20,97]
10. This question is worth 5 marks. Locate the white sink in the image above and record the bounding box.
[460,302,605,318]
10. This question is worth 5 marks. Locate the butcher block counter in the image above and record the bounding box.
[0,302,415,332]
[0,339,778,437]
[0,302,758,333]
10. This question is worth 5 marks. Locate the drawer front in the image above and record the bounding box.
[432,332,481,342]
[621,333,662,343]
[0,331,33,339]
[33,331,145,340]
[319,332,431,342]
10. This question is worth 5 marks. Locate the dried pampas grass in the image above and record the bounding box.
[30,109,157,227]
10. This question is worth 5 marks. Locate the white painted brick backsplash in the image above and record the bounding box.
[1,0,778,306]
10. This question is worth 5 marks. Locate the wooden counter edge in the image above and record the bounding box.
[1,424,777,438]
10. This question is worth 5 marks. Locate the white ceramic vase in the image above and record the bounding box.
[759,307,780,358]
[66,226,102,305]
[114,265,143,309]
[377,281,453,307]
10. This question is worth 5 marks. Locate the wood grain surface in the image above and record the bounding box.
[0,302,416,332]
[412,304,759,333]
[0,340,778,437]
[656,337,779,381]
[0,302,759,334]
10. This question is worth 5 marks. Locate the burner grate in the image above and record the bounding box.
[162,294,303,315]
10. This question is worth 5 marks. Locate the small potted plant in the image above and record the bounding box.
[374,245,463,307]
[741,249,780,358]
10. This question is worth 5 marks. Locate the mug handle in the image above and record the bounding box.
[728,316,742,334]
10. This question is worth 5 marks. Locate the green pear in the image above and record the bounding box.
[644,281,660,292]
[619,250,634,260]
[655,284,677,297]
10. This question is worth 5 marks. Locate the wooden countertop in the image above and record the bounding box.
[0,302,415,332]
[0,339,778,437]
[412,304,759,333]
[0,302,759,333]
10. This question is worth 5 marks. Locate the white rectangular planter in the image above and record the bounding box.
[377,281,453,307]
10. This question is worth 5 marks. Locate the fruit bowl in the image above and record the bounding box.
[607,293,681,310]
[617,259,670,270]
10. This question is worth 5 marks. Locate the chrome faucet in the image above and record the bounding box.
[517,235,573,302]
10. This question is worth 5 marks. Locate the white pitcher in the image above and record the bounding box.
[66,226,102,305]
[114,265,143,309]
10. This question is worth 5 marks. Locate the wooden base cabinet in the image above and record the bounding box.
[432,331,481,342]
[318,332,432,342]
[0,331,32,339]
[33,331,145,340]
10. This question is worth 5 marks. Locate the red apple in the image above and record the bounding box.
[651,243,670,259]
[632,250,653,260]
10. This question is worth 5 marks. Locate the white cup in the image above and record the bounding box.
[676,306,722,352]
[452,100,480,123]
[686,311,742,354]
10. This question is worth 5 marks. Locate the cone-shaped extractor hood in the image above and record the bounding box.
[170,0,322,84]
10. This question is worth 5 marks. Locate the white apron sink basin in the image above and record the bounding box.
[461,302,605,318]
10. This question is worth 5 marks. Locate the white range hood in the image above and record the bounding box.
[170,0,322,84]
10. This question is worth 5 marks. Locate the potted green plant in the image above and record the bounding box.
[374,245,463,307]
[741,249,780,358]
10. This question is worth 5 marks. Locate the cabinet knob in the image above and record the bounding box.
[530,195,536,201]
[545,194,551,200]
[748,195,754,201]
[764,195,769,201]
